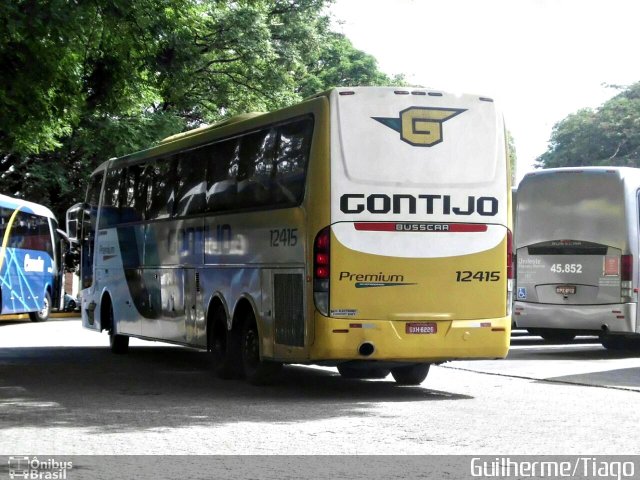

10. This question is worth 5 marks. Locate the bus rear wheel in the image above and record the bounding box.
[29,291,51,322]
[390,363,430,385]
[106,305,129,354]
[241,315,282,385]
[209,306,242,380]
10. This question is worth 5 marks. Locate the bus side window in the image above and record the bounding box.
[8,214,26,249]
[121,164,146,223]
[206,139,239,212]
[18,212,52,255]
[100,167,124,228]
[175,149,206,217]
[146,158,178,220]
[273,117,314,206]
[82,172,103,289]
[236,128,276,209]
[0,208,8,247]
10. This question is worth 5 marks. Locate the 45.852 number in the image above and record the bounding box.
[550,263,582,274]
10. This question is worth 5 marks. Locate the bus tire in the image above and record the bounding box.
[390,363,430,385]
[110,330,129,354]
[106,305,129,354]
[209,305,242,380]
[337,365,390,379]
[240,314,282,385]
[29,291,51,322]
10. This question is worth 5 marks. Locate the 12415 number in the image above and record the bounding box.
[270,228,298,247]
[456,271,500,282]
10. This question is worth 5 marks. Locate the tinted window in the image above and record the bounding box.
[151,116,314,216]
[273,117,313,205]
[100,167,124,228]
[236,128,277,208]
[82,173,103,288]
[9,212,52,255]
[175,149,206,217]
[205,138,239,211]
[0,207,12,241]
[146,158,178,220]
[121,164,146,223]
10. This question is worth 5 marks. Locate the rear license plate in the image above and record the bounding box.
[406,322,437,334]
[556,285,576,295]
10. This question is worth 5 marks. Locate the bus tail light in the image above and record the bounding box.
[621,254,633,301]
[314,227,330,316]
[507,229,513,315]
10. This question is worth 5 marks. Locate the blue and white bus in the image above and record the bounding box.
[0,194,63,321]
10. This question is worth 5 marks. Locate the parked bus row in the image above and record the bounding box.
[513,167,640,350]
[65,86,513,385]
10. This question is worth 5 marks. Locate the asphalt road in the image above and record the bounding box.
[0,317,639,456]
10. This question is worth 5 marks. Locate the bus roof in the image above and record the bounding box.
[0,193,56,219]
[91,86,500,177]
[158,112,265,145]
[522,166,640,185]
[308,86,495,101]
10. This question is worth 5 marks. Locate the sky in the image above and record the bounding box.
[329,0,640,183]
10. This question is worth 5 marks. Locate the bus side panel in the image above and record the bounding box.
[93,226,143,336]
[0,247,52,314]
[202,209,306,357]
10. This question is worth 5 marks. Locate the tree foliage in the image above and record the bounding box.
[0,0,404,219]
[537,82,640,169]
[297,32,404,98]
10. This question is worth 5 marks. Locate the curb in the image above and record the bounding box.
[0,311,79,321]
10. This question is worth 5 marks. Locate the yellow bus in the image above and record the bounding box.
[67,87,512,385]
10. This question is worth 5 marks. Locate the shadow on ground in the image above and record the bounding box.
[541,366,640,389]
[0,344,472,433]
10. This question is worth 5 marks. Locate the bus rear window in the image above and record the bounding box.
[336,95,502,187]
[527,242,609,256]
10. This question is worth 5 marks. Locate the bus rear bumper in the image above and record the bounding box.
[513,301,637,334]
[309,314,511,363]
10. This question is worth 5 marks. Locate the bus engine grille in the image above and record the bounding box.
[274,273,304,347]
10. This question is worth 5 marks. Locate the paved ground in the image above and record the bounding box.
[0,318,638,456]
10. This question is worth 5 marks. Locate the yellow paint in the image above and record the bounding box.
[310,314,511,362]
[304,234,511,362]
[330,234,508,321]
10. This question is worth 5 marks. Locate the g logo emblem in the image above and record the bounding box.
[373,107,466,147]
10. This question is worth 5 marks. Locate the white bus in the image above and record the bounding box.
[67,87,512,384]
[514,167,640,348]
